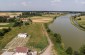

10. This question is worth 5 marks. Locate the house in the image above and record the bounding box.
[17,33,28,38]
[13,47,29,55]
[20,18,28,22]
[1,47,37,55]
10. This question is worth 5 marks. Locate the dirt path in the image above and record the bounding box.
[40,24,54,55]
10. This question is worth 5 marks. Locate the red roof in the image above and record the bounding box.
[16,47,28,53]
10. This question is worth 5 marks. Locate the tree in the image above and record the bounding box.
[47,28,51,32]
[80,45,85,54]
[0,31,4,36]
[66,47,73,55]
[13,21,23,27]
[54,33,58,37]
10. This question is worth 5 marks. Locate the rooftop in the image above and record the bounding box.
[16,47,28,53]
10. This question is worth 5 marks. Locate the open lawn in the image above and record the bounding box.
[0,23,48,52]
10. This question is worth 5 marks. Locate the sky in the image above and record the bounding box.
[0,0,85,11]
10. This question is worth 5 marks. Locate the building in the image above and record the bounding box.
[1,47,37,55]
[13,47,28,55]
[17,33,28,38]
[20,18,28,22]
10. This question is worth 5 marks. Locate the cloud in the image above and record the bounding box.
[75,0,85,5]
[21,2,27,6]
[81,1,85,4]
[51,0,61,3]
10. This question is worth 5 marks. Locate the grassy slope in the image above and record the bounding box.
[26,23,48,51]
[0,23,48,52]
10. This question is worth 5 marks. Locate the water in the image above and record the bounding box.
[49,14,85,51]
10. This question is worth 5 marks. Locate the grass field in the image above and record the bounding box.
[0,23,14,27]
[76,16,85,27]
[0,23,48,52]
[26,23,48,51]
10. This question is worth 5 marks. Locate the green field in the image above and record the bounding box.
[0,23,48,52]
[0,23,14,27]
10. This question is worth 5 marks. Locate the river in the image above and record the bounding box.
[49,14,85,51]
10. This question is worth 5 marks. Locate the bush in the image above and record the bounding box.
[0,31,4,36]
[13,21,23,27]
[56,34,61,43]
[54,33,58,37]
[66,47,73,55]
[47,29,51,32]
[25,22,29,25]
[80,45,85,54]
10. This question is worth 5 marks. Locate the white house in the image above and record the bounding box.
[17,33,27,38]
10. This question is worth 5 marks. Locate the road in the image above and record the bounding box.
[40,24,54,55]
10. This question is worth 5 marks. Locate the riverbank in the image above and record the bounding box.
[70,16,85,31]
[44,17,67,55]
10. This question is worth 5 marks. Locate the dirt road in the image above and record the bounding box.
[41,24,54,55]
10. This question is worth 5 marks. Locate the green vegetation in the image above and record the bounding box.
[26,23,48,51]
[0,23,48,52]
[44,23,67,55]
[0,23,14,27]
[66,47,73,55]
[0,28,11,37]
[79,45,85,55]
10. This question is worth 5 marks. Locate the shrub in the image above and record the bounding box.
[80,45,85,55]
[66,47,73,55]
[47,29,51,32]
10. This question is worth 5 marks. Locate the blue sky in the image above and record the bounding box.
[0,0,85,11]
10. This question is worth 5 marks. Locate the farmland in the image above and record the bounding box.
[0,23,48,52]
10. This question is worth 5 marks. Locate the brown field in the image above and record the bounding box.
[0,12,22,16]
[31,16,53,23]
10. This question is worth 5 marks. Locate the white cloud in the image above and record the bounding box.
[81,1,85,4]
[51,0,61,3]
[21,2,27,6]
[75,0,85,5]
[51,0,62,6]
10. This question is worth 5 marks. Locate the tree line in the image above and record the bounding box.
[0,28,11,38]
